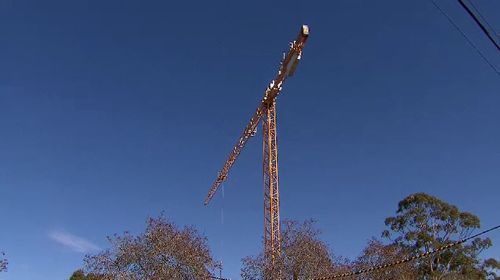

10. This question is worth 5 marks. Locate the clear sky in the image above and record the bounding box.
[1,1,499,279]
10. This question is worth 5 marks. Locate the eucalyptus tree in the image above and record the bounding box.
[382,193,498,279]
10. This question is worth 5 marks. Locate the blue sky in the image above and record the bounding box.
[1,0,499,279]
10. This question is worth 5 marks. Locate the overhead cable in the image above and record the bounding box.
[429,0,500,76]
[312,224,500,280]
[457,0,500,51]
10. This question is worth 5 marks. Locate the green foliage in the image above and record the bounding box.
[69,270,101,280]
[483,258,500,280]
[69,270,86,280]
[382,192,498,279]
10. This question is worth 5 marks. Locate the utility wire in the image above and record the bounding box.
[209,276,231,280]
[465,0,500,40]
[429,0,500,77]
[312,224,500,280]
[457,0,500,51]
[207,224,500,280]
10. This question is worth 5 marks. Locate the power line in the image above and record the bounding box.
[465,0,500,40]
[207,224,500,280]
[429,0,500,77]
[210,275,231,280]
[312,224,500,280]
[457,0,500,51]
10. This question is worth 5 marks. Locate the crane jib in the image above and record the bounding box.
[204,25,309,206]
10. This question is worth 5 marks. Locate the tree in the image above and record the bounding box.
[241,220,349,280]
[354,238,417,280]
[483,258,500,280]
[69,269,102,280]
[0,252,7,272]
[382,192,498,279]
[83,216,219,280]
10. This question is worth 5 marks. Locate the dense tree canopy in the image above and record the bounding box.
[83,216,219,280]
[381,192,498,279]
[241,220,349,280]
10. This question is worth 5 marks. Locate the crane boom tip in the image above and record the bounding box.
[301,25,309,36]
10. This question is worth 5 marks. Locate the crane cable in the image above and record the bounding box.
[219,183,225,279]
[312,224,500,280]
[216,183,226,280]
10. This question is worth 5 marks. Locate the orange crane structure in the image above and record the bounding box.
[204,25,309,261]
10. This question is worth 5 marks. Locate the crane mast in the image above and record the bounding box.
[205,25,309,263]
[262,99,280,260]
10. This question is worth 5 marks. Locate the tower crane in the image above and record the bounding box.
[204,25,309,261]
